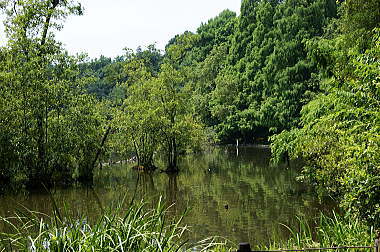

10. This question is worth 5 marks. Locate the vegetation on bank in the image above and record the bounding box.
[0,0,104,187]
[0,198,229,251]
[0,198,376,251]
[264,211,377,251]
[270,0,380,228]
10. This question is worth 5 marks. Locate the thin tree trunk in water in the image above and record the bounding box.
[173,137,177,168]
[167,138,172,168]
[45,100,48,170]
[132,137,140,166]
[167,137,178,172]
[90,126,111,175]
[285,151,290,167]
[37,114,45,172]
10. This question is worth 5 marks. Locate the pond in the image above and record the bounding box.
[0,146,333,247]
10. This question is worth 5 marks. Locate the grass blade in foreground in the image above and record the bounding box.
[0,197,231,251]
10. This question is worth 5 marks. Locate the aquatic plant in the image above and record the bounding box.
[261,211,376,251]
[0,198,230,251]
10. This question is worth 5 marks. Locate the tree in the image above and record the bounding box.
[113,42,205,171]
[0,0,104,187]
[153,63,205,171]
[271,0,380,227]
[114,58,160,170]
[194,9,236,63]
[179,0,336,143]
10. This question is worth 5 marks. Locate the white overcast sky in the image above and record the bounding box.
[0,0,241,59]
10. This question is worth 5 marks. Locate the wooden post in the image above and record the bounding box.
[375,238,379,252]
[236,139,239,156]
[237,242,251,252]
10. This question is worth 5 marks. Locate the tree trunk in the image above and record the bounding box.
[79,126,111,184]
[36,114,46,176]
[166,137,178,172]
[29,0,59,187]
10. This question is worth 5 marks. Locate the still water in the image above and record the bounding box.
[0,146,331,246]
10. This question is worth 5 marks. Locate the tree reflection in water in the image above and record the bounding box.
[0,146,335,246]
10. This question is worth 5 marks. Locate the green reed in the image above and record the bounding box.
[1,198,375,252]
[0,197,230,251]
[259,211,376,251]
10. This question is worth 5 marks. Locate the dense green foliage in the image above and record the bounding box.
[271,0,380,228]
[113,47,206,171]
[79,56,126,100]
[0,0,105,187]
[179,0,337,142]
[78,45,163,102]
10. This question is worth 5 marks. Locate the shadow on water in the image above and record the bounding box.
[0,146,335,246]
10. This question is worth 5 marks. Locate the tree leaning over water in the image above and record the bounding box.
[0,0,105,187]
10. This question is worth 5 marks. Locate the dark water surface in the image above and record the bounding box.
[0,146,332,246]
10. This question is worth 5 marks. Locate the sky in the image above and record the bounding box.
[44,0,241,58]
[0,1,241,59]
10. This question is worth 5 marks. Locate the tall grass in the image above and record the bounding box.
[0,197,230,251]
[0,200,376,252]
[260,211,376,251]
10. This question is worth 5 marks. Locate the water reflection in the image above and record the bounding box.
[134,171,156,198]
[0,146,333,246]
[166,173,178,209]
